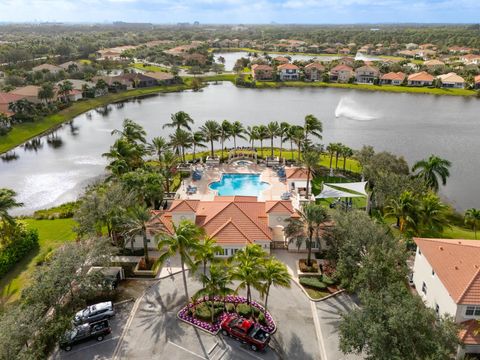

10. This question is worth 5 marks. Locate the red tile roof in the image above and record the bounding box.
[414,238,480,304]
[474,75,480,84]
[0,92,26,105]
[285,167,311,180]
[381,72,406,81]
[251,64,273,71]
[170,200,200,212]
[331,64,353,72]
[265,200,295,213]
[277,63,299,70]
[304,62,325,71]
[459,320,480,345]
[408,71,434,82]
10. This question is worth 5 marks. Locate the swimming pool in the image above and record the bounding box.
[209,173,269,197]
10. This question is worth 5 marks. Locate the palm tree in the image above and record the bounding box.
[278,122,290,160]
[334,142,343,169]
[261,258,291,313]
[230,121,246,149]
[111,118,147,145]
[419,193,449,235]
[291,126,305,162]
[163,111,194,131]
[158,150,179,193]
[157,221,204,303]
[341,145,354,172]
[412,155,451,192]
[220,120,232,160]
[326,143,335,171]
[230,244,266,305]
[194,236,223,283]
[266,121,280,158]
[102,138,145,177]
[0,188,23,227]
[58,80,73,102]
[245,126,257,149]
[284,125,301,161]
[38,83,55,103]
[304,114,322,142]
[169,128,192,163]
[191,131,206,161]
[465,208,480,239]
[385,191,419,234]
[194,264,234,323]
[149,136,169,161]
[254,125,267,159]
[200,120,221,158]
[301,150,321,199]
[124,205,152,264]
[297,203,329,266]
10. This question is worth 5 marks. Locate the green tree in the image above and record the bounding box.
[169,128,192,163]
[219,120,232,160]
[230,244,266,305]
[158,150,179,194]
[326,143,336,170]
[255,125,268,158]
[412,155,451,192]
[148,136,170,161]
[157,221,203,303]
[230,121,246,149]
[341,145,354,172]
[124,205,152,264]
[303,114,322,142]
[57,80,73,102]
[163,111,194,131]
[245,126,257,148]
[0,188,23,227]
[121,169,164,209]
[38,82,54,103]
[200,120,221,158]
[191,131,206,161]
[278,122,290,160]
[194,236,223,283]
[260,258,291,313]
[384,191,419,234]
[111,118,147,145]
[465,208,480,239]
[301,149,321,199]
[418,193,449,235]
[266,121,280,158]
[290,126,305,162]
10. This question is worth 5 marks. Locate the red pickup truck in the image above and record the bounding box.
[220,314,271,351]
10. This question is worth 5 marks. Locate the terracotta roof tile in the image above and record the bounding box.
[459,320,480,345]
[381,72,406,81]
[285,167,311,180]
[277,63,299,70]
[170,200,200,212]
[265,201,294,214]
[414,238,480,304]
[408,71,434,82]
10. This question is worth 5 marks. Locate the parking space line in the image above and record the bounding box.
[167,340,208,360]
[62,336,120,356]
[311,300,328,360]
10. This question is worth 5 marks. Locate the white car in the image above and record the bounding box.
[74,301,115,325]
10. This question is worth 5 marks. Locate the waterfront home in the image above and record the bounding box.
[338,57,355,66]
[355,65,380,84]
[423,59,445,70]
[142,71,175,85]
[273,56,290,65]
[10,85,43,103]
[380,72,406,85]
[277,63,300,81]
[397,50,417,58]
[475,75,480,89]
[32,63,63,74]
[330,64,354,83]
[437,73,466,89]
[407,71,434,86]
[120,73,158,88]
[55,79,98,98]
[460,54,480,65]
[251,64,274,81]
[304,62,325,81]
[0,92,26,117]
[59,61,84,71]
[144,196,299,256]
[92,75,133,91]
[405,43,418,50]
[412,238,480,359]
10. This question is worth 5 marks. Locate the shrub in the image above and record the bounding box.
[236,303,253,317]
[258,312,267,325]
[322,275,336,286]
[299,276,327,291]
[33,202,78,219]
[0,228,39,277]
[299,259,319,273]
[194,303,212,321]
[225,302,235,313]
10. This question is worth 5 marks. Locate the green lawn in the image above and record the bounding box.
[0,81,194,155]
[441,225,478,240]
[0,218,76,303]
[129,62,170,73]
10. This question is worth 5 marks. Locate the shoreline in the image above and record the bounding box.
[1,76,478,155]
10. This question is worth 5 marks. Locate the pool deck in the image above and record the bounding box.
[177,163,288,201]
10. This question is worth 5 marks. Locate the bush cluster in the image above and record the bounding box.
[299,259,319,273]
[194,302,224,322]
[299,276,327,291]
[236,303,260,318]
[0,228,39,277]
[33,202,77,219]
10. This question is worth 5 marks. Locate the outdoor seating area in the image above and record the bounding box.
[275,166,287,182]
[187,184,197,195]
[281,192,291,200]
[192,168,203,181]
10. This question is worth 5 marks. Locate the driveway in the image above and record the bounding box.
[51,301,133,360]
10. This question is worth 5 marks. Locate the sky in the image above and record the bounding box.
[0,0,479,24]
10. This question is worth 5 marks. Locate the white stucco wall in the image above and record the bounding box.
[171,212,196,226]
[268,213,291,227]
[412,247,458,318]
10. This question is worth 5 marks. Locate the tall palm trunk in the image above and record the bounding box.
[307,227,313,266]
[264,284,271,314]
[221,138,224,160]
[329,153,333,169]
[143,232,149,264]
[260,140,263,158]
[335,153,339,169]
[343,155,347,172]
[279,135,283,160]
[210,139,214,158]
[290,140,294,160]
[305,167,311,199]
[270,136,274,158]
[182,147,186,163]
[233,136,237,149]
[193,144,196,160]
[297,142,301,161]
[181,255,189,304]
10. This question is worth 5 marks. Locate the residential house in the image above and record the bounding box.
[97,45,136,60]
[407,71,434,86]
[10,85,43,103]
[273,56,290,65]
[285,167,314,208]
[475,75,480,89]
[59,61,84,72]
[277,63,300,81]
[32,63,63,74]
[330,65,354,83]
[405,43,419,50]
[424,59,445,70]
[355,65,380,84]
[142,72,175,85]
[397,50,417,58]
[338,57,355,67]
[121,73,158,88]
[448,46,472,54]
[380,72,406,85]
[91,75,133,91]
[251,64,274,81]
[417,49,437,60]
[304,62,325,81]
[144,196,300,256]
[55,79,97,98]
[339,48,351,55]
[412,238,480,358]
[0,92,26,117]
[460,54,480,65]
[437,72,466,89]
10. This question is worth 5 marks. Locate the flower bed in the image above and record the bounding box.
[177,295,276,335]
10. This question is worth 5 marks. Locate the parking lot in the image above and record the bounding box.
[51,301,133,360]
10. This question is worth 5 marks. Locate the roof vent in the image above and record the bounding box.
[475,264,479,269]
[455,266,459,270]
[439,246,444,251]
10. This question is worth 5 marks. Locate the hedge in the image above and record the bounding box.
[299,276,327,291]
[0,228,39,278]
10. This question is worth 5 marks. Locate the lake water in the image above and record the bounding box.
[1,82,480,214]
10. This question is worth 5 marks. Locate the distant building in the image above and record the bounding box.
[0,92,27,117]
[424,59,445,70]
[437,73,466,89]
[32,63,63,74]
[460,54,480,65]
[251,64,274,81]
[10,85,43,103]
[407,71,434,86]
[475,75,480,89]
[273,56,290,65]
[355,65,380,84]
[277,63,300,81]
[330,65,354,83]
[304,62,325,81]
[380,72,406,85]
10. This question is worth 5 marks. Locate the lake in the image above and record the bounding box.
[1,81,480,214]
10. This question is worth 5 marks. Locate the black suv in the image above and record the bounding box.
[60,319,111,351]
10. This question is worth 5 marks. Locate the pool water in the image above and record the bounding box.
[209,173,269,197]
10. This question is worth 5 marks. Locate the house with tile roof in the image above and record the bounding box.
[437,72,466,89]
[412,238,480,358]
[355,65,380,84]
[380,72,406,85]
[407,71,434,86]
[277,63,299,81]
[251,64,274,80]
[10,85,44,103]
[423,59,445,70]
[32,63,63,74]
[0,92,27,117]
[304,62,325,81]
[330,64,354,83]
[142,196,299,257]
